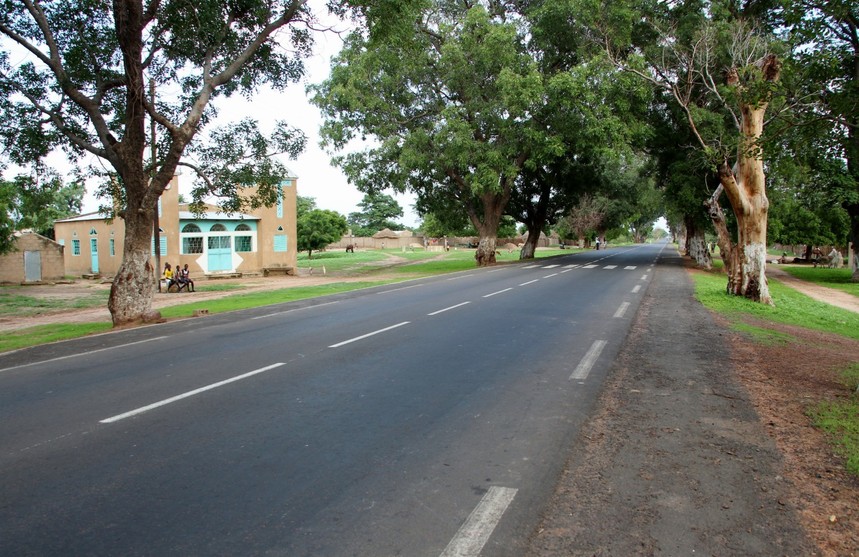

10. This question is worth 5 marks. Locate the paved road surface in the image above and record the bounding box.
[0,242,666,556]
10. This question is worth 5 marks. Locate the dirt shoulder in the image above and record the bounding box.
[0,273,394,333]
[528,253,858,556]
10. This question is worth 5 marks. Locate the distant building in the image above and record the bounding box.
[53,174,297,278]
[0,231,66,283]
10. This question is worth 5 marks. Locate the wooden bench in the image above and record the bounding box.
[263,266,295,277]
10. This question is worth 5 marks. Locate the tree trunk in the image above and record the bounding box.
[469,189,509,267]
[109,203,158,326]
[519,217,545,260]
[684,216,712,269]
[519,237,537,259]
[847,123,859,281]
[714,54,779,305]
[705,185,741,293]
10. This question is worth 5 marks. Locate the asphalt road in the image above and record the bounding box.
[0,242,667,556]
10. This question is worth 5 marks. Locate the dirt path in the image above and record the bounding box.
[767,264,859,313]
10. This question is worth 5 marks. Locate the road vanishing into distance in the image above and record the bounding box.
[1,241,667,556]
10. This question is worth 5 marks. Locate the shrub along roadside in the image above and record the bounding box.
[692,269,859,478]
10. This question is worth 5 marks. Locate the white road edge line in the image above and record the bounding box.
[428,302,471,316]
[439,486,518,557]
[482,288,513,298]
[251,300,339,320]
[329,321,411,348]
[543,273,558,278]
[446,274,476,281]
[0,336,169,374]
[570,340,607,381]
[632,284,642,293]
[100,362,286,424]
[518,279,539,286]
[613,302,630,318]
[374,284,423,294]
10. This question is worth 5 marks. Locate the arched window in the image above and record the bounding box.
[235,223,251,231]
[182,223,201,233]
[210,223,227,232]
[89,228,97,235]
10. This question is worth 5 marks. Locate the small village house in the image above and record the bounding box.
[53,174,297,278]
[0,231,66,283]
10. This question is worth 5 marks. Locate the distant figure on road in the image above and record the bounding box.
[595,237,601,250]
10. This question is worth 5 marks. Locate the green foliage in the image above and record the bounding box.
[0,173,84,252]
[347,192,404,236]
[312,3,554,247]
[0,0,323,322]
[296,209,348,258]
[296,196,317,219]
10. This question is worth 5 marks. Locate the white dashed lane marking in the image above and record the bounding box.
[439,486,518,557]
[570,340,607,381]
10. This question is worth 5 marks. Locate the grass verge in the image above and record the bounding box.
[158,281,391,318]
[692,268,859,478]
[0,323,113,353]
[692,271,859,341]
[0,290,109,317]
[809,397,859,476]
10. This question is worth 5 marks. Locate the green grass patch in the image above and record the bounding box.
[386,258,482,276]
[0,289,109,317]
[194,283,245,292]
[809,399,859,476]
[0,322,113,353]
[779,266,859,298]
[158,281,391,318]
[297,250,389,273]
[839,363,859,392]
[692,271,859,341]
[730,322,794,346]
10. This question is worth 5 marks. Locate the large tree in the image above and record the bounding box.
[591,1,785,303]
[0,0,317,325]
[784,1,859,280]
[347,191,404,236]
[297,208,347,258]
[312,2,558,266]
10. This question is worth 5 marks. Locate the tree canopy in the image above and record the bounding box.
[0,172,84,252]
[347,192,404,236]
[297,208,348,257]
[0,0,321,324]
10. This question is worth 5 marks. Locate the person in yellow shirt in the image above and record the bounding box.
[162,262,174,289]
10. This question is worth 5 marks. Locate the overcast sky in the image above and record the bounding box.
[200,16,422,227]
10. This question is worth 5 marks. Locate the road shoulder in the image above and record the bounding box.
[528,249,816,555]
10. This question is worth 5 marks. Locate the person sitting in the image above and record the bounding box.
[162,263,174,289]
[179,264,195,292]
